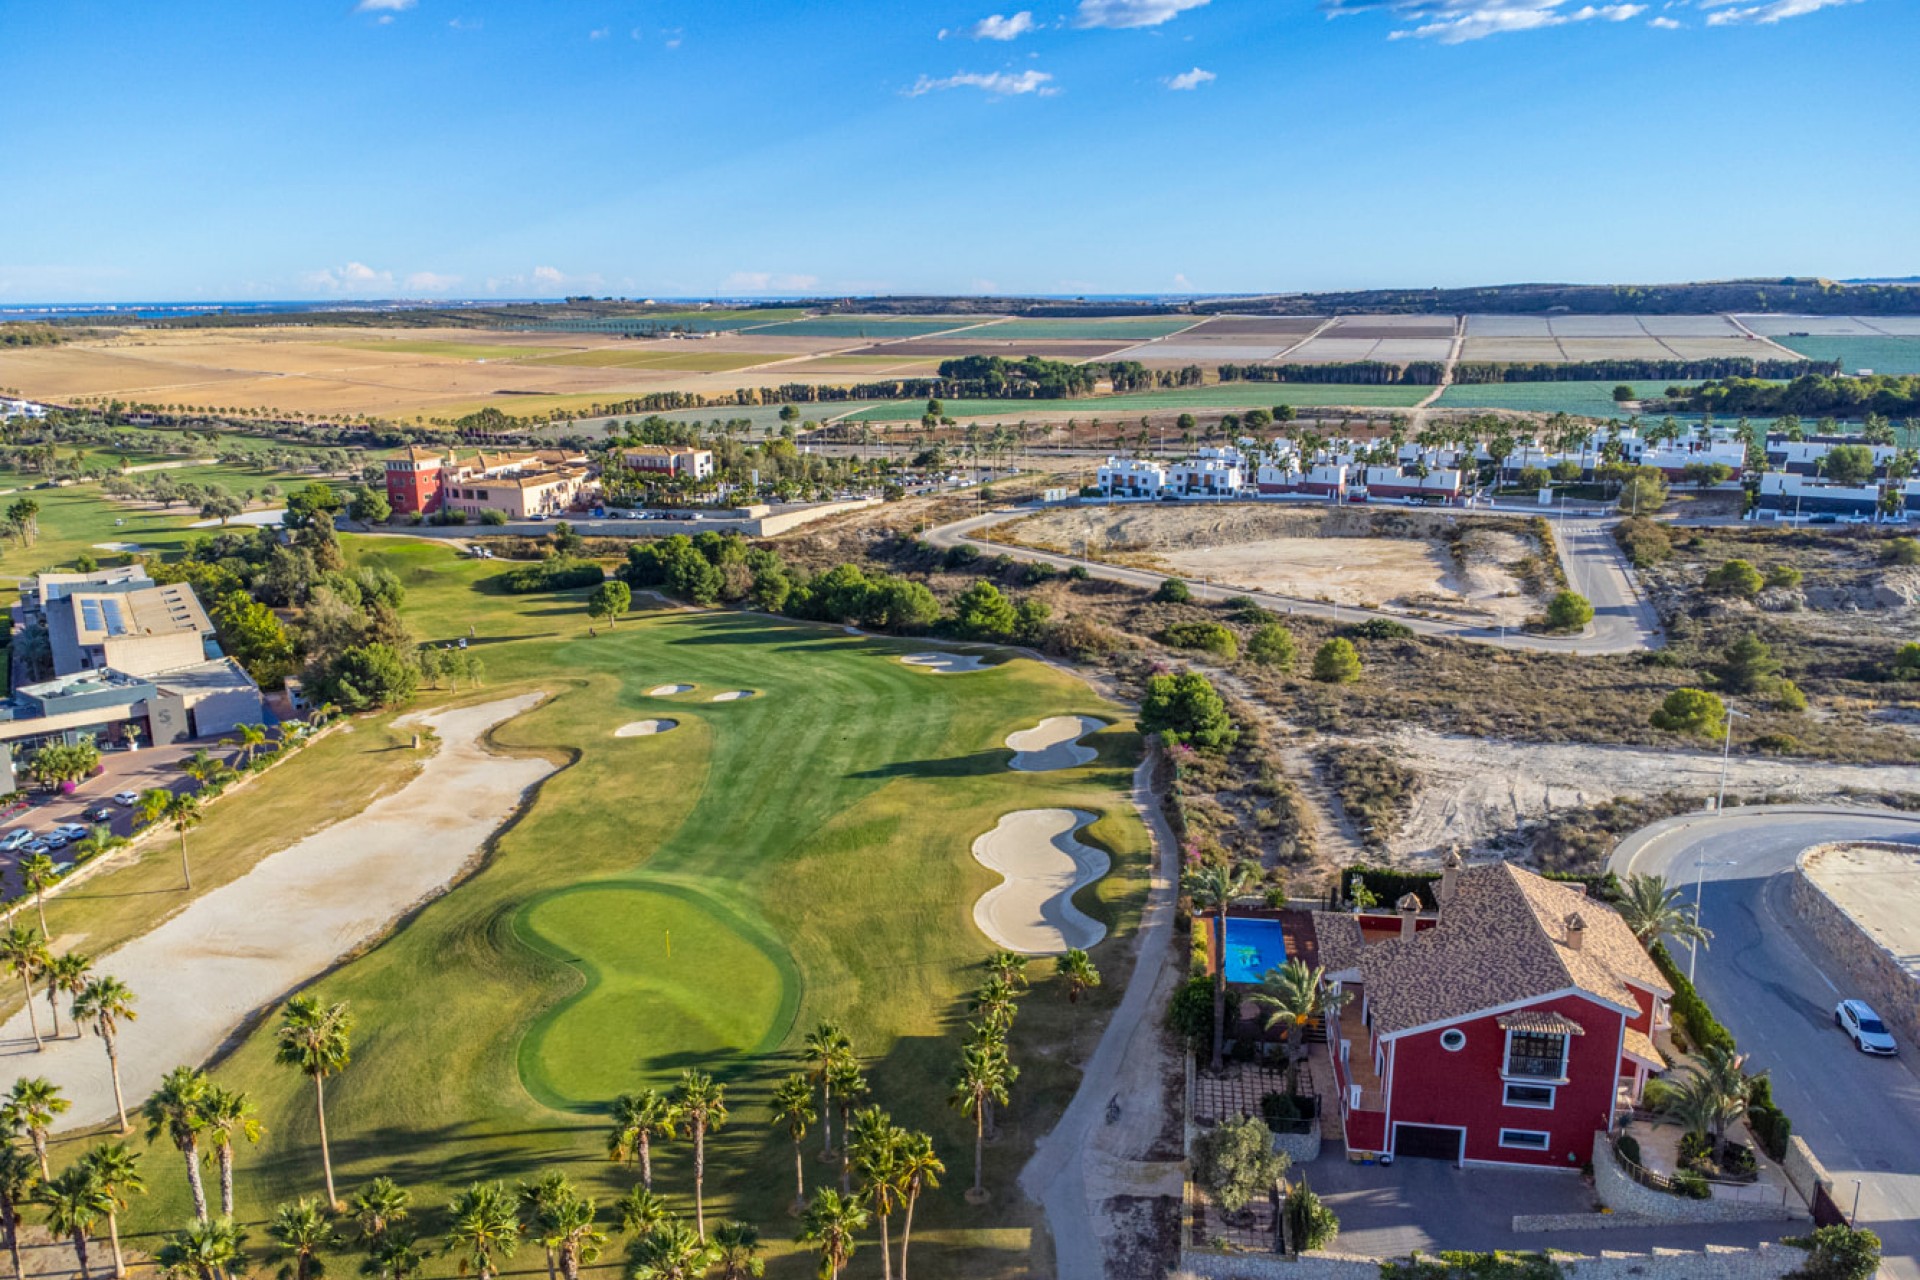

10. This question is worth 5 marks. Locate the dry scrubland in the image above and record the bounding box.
[1001,504,1549,626]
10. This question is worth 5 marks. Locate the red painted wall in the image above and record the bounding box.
[1386,991,1622,1168]
[386,463,443,515]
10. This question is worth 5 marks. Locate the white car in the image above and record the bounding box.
[0,829,35,852]
[113,791,139,807]
[1836,1000,1898,1056]
[54,824,90,842]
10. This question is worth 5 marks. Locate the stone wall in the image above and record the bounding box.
[1782,1136,1834,1210]
[1274,1126,1321,1166]
[1590,1134,1802,1224]
[1792,842,1920,1052]
[1176,1241,1805,1280]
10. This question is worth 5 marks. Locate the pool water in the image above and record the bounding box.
[1219,916,1288,984]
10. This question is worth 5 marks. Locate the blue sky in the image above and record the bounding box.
[2,0,1912,301]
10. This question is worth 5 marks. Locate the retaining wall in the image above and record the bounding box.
[1274,1126,1321,1166]
[1791,841,1920,1052]
[1590,1134,1801,1224]
[1782,1136,1834,1210]
[1176,1240,1803,1280]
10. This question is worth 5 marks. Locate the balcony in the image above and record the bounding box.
[1335,1001,1387,1113]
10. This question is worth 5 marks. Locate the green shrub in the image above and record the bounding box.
[1140,671,1237,751]
[479,509,509,526]
[1154,577,1191,604]
[1342,618,1413,641]
[1648,941,1736,1056]
[1669,1170,1711,1200]
[1615,517,1672,568]
[1748,1076,1793,1161]
[1285,1179,1339,1253]
[1785,1224,1881,1280]
[1311,637,1362,684]
[1247,622,1296,669]
[1753,732,1802,755]
[1616,1133,1641,1167]
[1766,564,1803,589]
[497,558,605,594]
[1160,621,1239,660]
[1650,687,1726,736]
[1705,558,1765,599]
[1166,974,1214,1044]
[1544,590,1594,633]
[1888,537,1920,566]
[1772,678,1808,713]
[1893,642,1920,682]
[1193,1116,1287,1214]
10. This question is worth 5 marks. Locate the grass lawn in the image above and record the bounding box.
[73,538,1151,1280]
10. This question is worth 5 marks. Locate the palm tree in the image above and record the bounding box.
[307,702,342,732]
[985,951,1029,990]
[222,724,269,769]
[1061,949,1101,1005]
[39,1164,111,1280]
[1249,959,1350,1098]
[827,1057,868,1195]
[949,1044,1010,1203]
[798,1189,868,1280]
[515,1172,569,1280]
[162,792,202,889]
[143,1065,213,1221]
[1183,861,1256,1070]
[626,1219,714,1280]
[202,1087,263,1218]
[267,1198,338,1280]
[1616,874,1713,952]
[0,926,49,1051]
[550,1190,603,1280]
[348,1177,411,1245]
[849,1109,904,1280]
[178,752,226,791]
[607,1089,676,1192]
[893,1131,942,1280]
[76,1144,143,1279]
[152,1220,245,1274]
[709,1222,762,1280]
[1657,1043,1759,1166]
[274,994,353,1207]
[671,1070,727,1240]
[443,1183,520,1280]
[5,1078,69,1180]
[612,1187,667,1242]
[0,1144,35,1280]
[804,1021,853,1161]
[73,977,139,1133]
[46,951,92,1040]
[18,854,56,937]
[769,1072,816,1213]
[360,1228,425,1280]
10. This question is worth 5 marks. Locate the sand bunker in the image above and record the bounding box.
[1006,716,1108,772]
[0,694,551,1131]
[970,808,1109,954]
[709,691,756,702]
[843,626,863,636]
[902,652,991,674]
[646,683,695,696]
[614,719,678,737]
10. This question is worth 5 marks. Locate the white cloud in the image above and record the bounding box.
[906,68,1058,96]
[1074,0,1209,28]
[1648,13,1683,24]
[721,272,821,293]
[588,26,610,39]
[1165,66,1216,89]
[1322,0,1646,42]
[355,0,414,11]
[970,11,1037,39]
[404,271,462,293]
[531,266,568,286]
[448,17,481,30]
[1698,0,1859,24]
[303,262,396,294]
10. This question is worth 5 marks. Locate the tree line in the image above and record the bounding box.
[1681,372,1920,419]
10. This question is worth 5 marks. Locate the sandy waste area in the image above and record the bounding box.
[970,808,1109,954]
[902,653,990,674]
[709,691,756,702]
[1006,716,1107,772]
[614,719,678,737]
[0,694,551,1130]
[647,683,695,696]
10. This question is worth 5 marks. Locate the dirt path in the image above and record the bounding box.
[1,694,551,1131]
[1386,726,1920,860]
[1412,314,1465,413]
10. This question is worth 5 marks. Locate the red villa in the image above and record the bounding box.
[1315,857,1670,1169]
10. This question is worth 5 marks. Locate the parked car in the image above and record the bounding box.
[83,806,114,823]
[0,829,35,852]
[113,791,139,807]
[1836,1000,1898,1055]
[54,824,89,841]
[40,831,70,850]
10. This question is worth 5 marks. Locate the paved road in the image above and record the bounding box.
[1611,806,1920,1279]
[923,505,1662,655]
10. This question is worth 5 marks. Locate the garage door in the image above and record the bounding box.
[1394,1124,1464,1163]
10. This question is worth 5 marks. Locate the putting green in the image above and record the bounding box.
[517,880,800,1107]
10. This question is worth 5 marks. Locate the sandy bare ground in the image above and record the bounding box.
[903,652,990,674]
[1007,716,1108,772]
[0,694,551,1131]
[613,719,678,737]
[971,808,1109,954]
[1385,726,1920,861]
[709,690,756,702]
[646,683,695,696]
[1803,843,1920,983]
[1159,536,1534,626]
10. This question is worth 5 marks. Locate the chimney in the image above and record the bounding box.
[1438,848,1463,909]
[1396,893,1421,939]
[1565,912,1587,952]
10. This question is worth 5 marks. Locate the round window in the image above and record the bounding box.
[1440,1030,1466,1052]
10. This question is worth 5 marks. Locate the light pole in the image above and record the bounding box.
[1714,704,1749,815]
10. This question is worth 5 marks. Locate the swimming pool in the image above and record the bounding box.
[1218,916,1288,984]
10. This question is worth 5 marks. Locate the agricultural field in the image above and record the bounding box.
[327,339,558,361]
[1435,380,1714,419]
[517,347,795,373]
[43,538,1151,1278]
[1772,335,1920,375]
[518,310,807,334]
[749,316,984,339]
[982,317,1198,340]
[842,382,1428,422]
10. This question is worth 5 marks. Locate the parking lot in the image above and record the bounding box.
[0,741,205,897]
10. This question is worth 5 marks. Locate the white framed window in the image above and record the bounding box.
[1440,1029,1467,1052]
[1499,1128,1551,1151]
[1503,1030,1570,1082]
[1503,1082,1556,1110]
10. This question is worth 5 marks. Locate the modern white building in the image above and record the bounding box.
[1095,457,1169,499]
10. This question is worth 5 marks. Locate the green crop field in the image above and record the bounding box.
[749,317,978,339]
[843,383,1428,422]
[1775,335,1920,376]
[1437,380,1720,419]
[520,310,806,334]
[72,539,1150,1279]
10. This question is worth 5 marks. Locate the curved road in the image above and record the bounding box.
[1611,806,1920,1278]
[923,505,1661,655]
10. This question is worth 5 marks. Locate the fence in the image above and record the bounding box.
[1609,1132,1792,1210]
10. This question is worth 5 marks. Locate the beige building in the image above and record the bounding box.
[622,445,715,480]
[48,582,214,678]
[443,466,593,519]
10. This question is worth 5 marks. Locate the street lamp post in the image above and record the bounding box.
[1715,703,1749,815]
